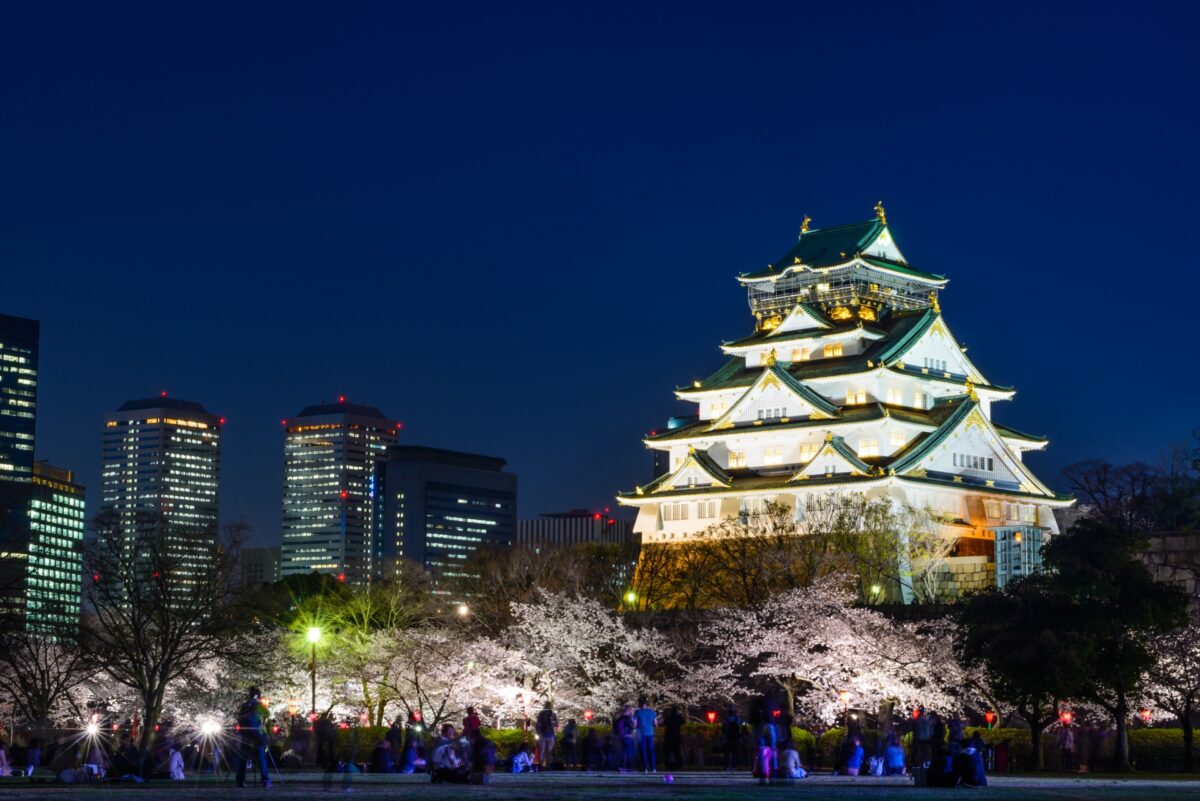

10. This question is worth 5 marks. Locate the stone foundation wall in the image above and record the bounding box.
[935,555,994,599]
[1142,533,1200,612]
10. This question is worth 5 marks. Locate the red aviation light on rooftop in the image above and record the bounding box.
[337,572,346,582]
[281,419,288,426]
[219,417,226,425]
[338,394,346,403]
[160,390,167,398]
[593,513,601,520]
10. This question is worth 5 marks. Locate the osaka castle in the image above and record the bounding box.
[617,204,1072,597]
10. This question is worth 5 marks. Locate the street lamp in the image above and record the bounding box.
[1139,708,1152,724]
[624,590,638,608]
[456,603,470,618]
[307,627,321,717]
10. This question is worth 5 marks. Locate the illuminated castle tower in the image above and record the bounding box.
[618,205,1071,597]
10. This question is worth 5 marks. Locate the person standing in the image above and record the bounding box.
[167,741,185,780]
[662,706,685,771]
[1058,724,1075,772]
[534,701,558,770]
[913,707,933,768]
[721,705,742,772]
[615,705,637,773]
[315,712,336,770]
[235,687,271,788]
[560,719,578,768]
[634,697,659,773]
[462,706,482,741]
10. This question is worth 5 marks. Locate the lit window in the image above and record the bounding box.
[890,431,906,448]
[886,387,902,405]
[858,439,879,457]
[846,388,866,405]
[762,447,783,466]
[728,451,747,469]
[1020,505,1037,523]
[792,347,811,361]
[913,391,926,409]
[799,443,819,462]
[984,500,1001,519]
[823,343,844,358]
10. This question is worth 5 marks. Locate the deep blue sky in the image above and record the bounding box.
[2,2,1196,544]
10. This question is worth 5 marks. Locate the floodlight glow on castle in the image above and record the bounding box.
[618,205,1072,597]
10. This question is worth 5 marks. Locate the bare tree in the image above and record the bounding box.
[0,627,93,727]
[82,511,249,768]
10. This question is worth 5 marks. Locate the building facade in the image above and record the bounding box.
[517,509,635,550]
[0,314,39,621]
[100,396,222,583]
[241,545,281,587]
[618,207,1072,600]
[26,462,86,631]
[380,446,516,591]
[280,399,399,584]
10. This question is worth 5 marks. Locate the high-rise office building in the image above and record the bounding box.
[517,509,635,550]
[380,446,516,591]
[0,314,39,623]
[26,462,86,631]
[100,395,222,583]
[280,399,399,584]
[240,546,281,588]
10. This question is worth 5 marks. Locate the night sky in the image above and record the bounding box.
[2,2,1197,545]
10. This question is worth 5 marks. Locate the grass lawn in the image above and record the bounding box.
[2,771,1200,800]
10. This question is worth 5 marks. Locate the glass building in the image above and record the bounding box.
[99,396,222,585]
[380,446,516,594]
[27,462,86,632]
[0,314,39,624]
[280,399,399,585]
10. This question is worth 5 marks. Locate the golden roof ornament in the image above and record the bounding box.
[929,292,941,314]
[765,348,777,367]
[824,431,834,443]
[874,200,887,224]
[687,445,696,455]
[801,215,811,234]
[965,379,978,401]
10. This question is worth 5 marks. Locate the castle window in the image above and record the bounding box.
[728,451,747,469]
[914,391,927,409]
[846,388,867,405]
[762,447,783,466]
[799,443,819,462]
[890,431,907,449]
[1020,505,1037,523]
[858,439,879,457]
[984,500,1001,520]
[663,503,689,522]
[823,343,844,358]
[792,347,811,361]
[698,500,718,519]
[886,387,903,405]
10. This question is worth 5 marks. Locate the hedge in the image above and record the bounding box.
[1129,729,1188,772]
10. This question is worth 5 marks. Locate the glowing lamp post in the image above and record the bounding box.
[456,603,470,618]
[1059,710,1073,726]
[706,710,718,725]
[583,709,594,723]
[1139,708,1152,724]
[307,627,322,717]
[984,711,996,730]
[624,590,638,609]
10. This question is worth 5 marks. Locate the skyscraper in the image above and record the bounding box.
[99,395,222,584]
[0,314,39,623]
[280,398,399,584]
[27,461,86,631]
[379,446,516,592]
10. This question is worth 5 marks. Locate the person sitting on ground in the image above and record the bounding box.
[955,742,987,788]
[370,739,394,774]
[927,743,958,788]
[884,735,906,776]
[430,728,469,783]
[167,741,185,781]
[844,736,865,777]
[779,740,806,779]
[23,740,42,777]
[511,744,535,774]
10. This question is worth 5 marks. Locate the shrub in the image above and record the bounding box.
[1129,729,1185,772]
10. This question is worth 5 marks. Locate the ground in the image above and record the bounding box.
[3,772,1200,800]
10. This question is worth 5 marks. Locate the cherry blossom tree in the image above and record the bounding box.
[705,575,964,724]
[1144,619,1200,770]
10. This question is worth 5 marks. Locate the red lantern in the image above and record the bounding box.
[706,711,718,724]
[984,711,996,728]
[772,709,781,719]
[583,709,594,722]
[911,708,921,720]
[1059,710,1073,726]
[1139,708,1152,723]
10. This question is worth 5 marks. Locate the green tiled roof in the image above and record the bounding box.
[723,320,886,349]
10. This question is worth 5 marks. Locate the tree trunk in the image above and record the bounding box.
[1183,699,1194,773]
[1031,721,1046,770]
[1114,695,1130,772]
